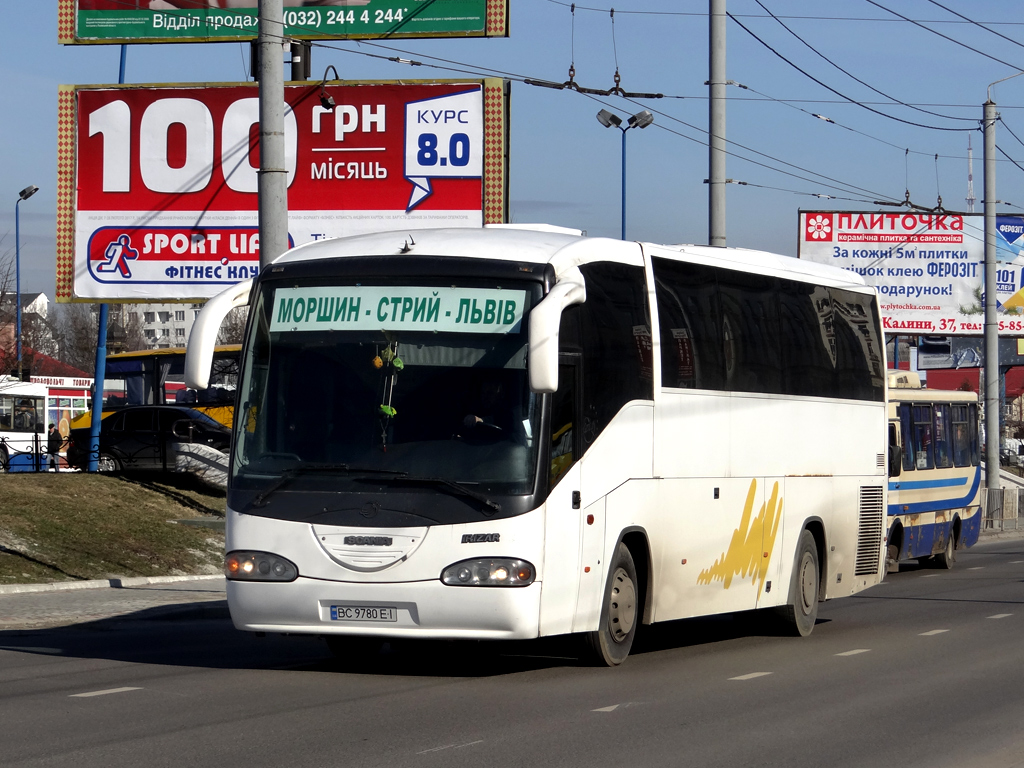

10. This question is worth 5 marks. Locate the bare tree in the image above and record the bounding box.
[218,306,249,345]
[51,303,99,374]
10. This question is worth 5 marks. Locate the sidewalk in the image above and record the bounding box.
[0,576,227,631]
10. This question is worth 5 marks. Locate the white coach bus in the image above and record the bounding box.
[186,225,888,665]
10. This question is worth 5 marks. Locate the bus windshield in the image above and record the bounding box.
[232,280,542,516]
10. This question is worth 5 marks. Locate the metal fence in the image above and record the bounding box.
[0,435,65,473]
[981,487,1024,532]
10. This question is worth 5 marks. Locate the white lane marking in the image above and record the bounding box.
[417,741,482,754]
[1010,561,1023,564]
[70,687,142,698]
[919,629,949,636]
[836,649,871,656]
[729,672,772,680]
[592,705,620,712]
[417,744,457,754]
[988,614,1012,619]
[968,567,984,570]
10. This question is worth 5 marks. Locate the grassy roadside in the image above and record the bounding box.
[0,473,225,585]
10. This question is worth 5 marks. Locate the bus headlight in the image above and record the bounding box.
[225,551,298,582]
[441,559,535,587]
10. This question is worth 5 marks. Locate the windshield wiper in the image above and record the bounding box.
[372,475,501,515]
[250,463,408,507]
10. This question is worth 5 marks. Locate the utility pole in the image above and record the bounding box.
[708,0,727,247]
[983,96,1000,495]
[258,0,289,270]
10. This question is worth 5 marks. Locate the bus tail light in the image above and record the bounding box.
[441,559,535,587]
[225,551,298,582]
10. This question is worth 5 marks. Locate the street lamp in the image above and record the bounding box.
[596,109,654,240]
[15,184,39,380]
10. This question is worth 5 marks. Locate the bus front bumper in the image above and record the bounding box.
[226,578,542,640]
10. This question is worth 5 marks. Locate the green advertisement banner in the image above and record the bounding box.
[59,1,508,44]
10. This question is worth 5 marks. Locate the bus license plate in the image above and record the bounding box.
[330,605,398,622]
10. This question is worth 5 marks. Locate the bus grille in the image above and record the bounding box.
[855,486,884,576]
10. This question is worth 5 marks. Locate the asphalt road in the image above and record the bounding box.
[1,537,1023,768]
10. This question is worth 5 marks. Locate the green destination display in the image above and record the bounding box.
[270,286,527,334]
[63,1,506,44]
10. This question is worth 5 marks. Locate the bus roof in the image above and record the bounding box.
[273,226,868,289]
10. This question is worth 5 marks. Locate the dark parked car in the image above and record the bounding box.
[66,405,231,473]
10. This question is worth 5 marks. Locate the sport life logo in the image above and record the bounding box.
[96,234,139,279]
[806,214,834,242]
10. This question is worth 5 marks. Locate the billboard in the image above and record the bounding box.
[799,211,1024,336]
[59,0,509,44]
[56,79,510,302]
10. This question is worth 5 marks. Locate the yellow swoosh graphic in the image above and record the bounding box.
[697,479,782,596]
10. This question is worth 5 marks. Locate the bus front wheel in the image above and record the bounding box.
[583,542,639,666]
[777,530,820,637]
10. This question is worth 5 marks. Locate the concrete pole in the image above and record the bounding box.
[258,0,289,269]
[620,128,627,240]
[983,99,1000,493]
[708,0,727,247]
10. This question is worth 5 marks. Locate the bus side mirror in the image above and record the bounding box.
[528,271,586,394]
[889,445,902,477]
[185,279,252,391]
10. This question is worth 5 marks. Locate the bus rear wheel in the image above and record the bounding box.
[583,543,638,666]
[777,530,820,637]
[933,529,956,569]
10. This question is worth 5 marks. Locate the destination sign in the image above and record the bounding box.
[270,286,527,334]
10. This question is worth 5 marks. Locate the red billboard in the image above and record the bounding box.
[56,79,510,301]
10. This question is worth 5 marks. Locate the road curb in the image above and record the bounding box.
[0,574,223,596]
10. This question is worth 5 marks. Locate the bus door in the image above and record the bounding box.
[540,358,587,636]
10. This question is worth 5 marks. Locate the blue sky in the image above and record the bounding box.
[4,0,1024,299]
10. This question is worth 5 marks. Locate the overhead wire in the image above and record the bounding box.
[739,83,974,159]
[862,0,1024,72]
[752,0,974,123]
[728,11,976,132]
[82,0,984,216]
[923,0,1024,52]
[540,0,1024,27]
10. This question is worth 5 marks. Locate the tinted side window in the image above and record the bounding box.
[123,410,154,432]
[652,257,724,390]
[934,403,952,468]
[969,403,979,465]
[577,262,653,449]
[830,288,885,401]
[779,280,835,397]
[912,404,934,469]
[718,271,782,394]
[952,404,971,467]
[158,409,186,432]
[899,403,915,471]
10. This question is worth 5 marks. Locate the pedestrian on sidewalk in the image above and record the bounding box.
[46,423,64,472]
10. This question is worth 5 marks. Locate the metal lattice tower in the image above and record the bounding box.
[966,134,976,213]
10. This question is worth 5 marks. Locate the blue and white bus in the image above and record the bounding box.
[886,371,981,571]
[186,225,889,665]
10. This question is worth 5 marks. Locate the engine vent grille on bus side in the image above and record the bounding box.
[876,453,885,468]
[855,486,885,576]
